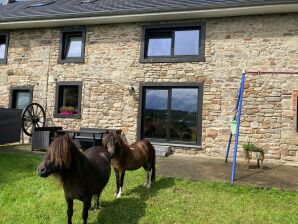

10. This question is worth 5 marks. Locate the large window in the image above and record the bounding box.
[138,83,203,145]
[9,87,33,110]
[140,23,205,63]
[0,32,9,64]
[54,82,82,118]
[58,28,86,64]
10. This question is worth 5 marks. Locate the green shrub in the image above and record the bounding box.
[242,142,264,155]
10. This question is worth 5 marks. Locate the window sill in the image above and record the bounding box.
[54,114,81,119]
[58,58,85,64]
[150,141,202,149]
[139,56,205,63]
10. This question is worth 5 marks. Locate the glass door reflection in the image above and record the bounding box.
[170,88,198,143]
[143,89,168,140]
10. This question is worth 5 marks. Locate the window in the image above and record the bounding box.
[138,83,203,145]
[58,28,86,64]
[54,82,82,118]
[140,23,205,63]
[9,87,33,110]
[0,32,9,64]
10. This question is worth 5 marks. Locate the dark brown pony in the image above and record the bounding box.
[37,135,111,224]
[103,131,155,198]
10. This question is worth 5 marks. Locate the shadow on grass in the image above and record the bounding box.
[125,177,176,200]
[236,164,283,181]
[95,178,175,224]
[94,197,146,224]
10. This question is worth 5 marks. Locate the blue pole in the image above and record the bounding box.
[225,133,233,163]
[225,84,242,163]
[230,71,246,184]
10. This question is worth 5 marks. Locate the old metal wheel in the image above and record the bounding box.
[21,103,46,137]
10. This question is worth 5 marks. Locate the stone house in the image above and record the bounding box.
[0,0,297,164]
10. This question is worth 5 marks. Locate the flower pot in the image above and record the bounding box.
[60,111,75,115]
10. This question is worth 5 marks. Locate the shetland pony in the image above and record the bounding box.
[37,135,111,224]
[103,131,155,198]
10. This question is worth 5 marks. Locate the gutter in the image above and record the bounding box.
[0,4,298,29]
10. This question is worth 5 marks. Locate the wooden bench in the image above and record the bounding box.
[74,128,105,149]
[74,128,121,150]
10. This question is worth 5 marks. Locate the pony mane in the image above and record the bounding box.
[47,135,74,169]
[103,131,128,165]
[112,131,126,147]
[103,131,127,148]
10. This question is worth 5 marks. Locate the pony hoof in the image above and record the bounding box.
[90,206,96,211]
[116,194,122,199]
[143,182,148,187]
[146,184,151,189]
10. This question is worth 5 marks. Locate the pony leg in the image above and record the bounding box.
[116,172,125,199]
[66,198,73,224]
[144,171,149,187]
[146,149,156,188]
[82,198,91,224]
[94,194,100,209]
[114,169,120,197]
[143,165,149,187]
[147,170,152,189]
[91,194,101,210]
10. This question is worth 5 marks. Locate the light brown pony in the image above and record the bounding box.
[37,135,111,224]
[103,130,155,198]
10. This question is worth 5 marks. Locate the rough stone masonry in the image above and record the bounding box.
[0,13,297,164]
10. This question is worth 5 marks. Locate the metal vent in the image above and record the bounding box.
[81,0,97,4]
[27,0,55,8]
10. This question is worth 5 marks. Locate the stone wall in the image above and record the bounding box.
[0,13,297,164]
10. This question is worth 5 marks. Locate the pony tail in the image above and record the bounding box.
[151,146,156,182]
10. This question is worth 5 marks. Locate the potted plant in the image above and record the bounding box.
[60,106,76,115]
[242,142,264,169]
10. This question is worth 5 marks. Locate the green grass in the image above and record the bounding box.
[1,151,298,224]
[0,143,31,151]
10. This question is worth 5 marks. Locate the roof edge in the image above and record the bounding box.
[0,4,298,29]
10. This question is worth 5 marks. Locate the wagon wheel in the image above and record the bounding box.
[21,103,46,137]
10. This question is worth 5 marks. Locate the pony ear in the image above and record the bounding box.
[112,131,119,143]
[105,130,109,134]
[64,134,71,142]
[116,130,122,135]
[52,132,60,139]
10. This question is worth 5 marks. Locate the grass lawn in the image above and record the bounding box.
[1,151,298,224]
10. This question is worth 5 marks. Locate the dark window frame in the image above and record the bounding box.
[0,32,9,65]
[9,86,33,109]
[296,96,298,132]
[58,28,86,64]
[140,23,206,63]
[54,81,83,119]
[137,82,204,146]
